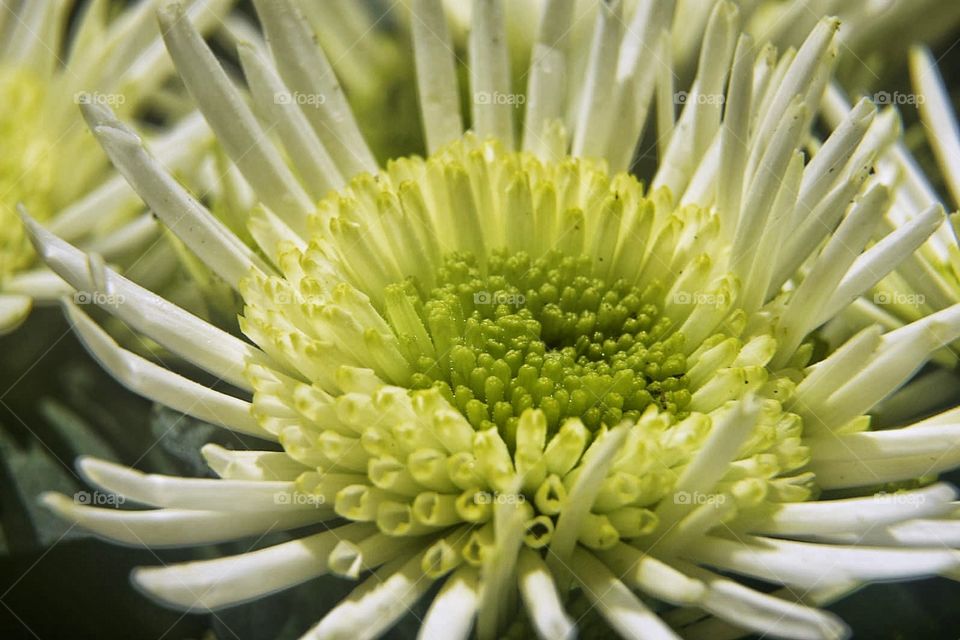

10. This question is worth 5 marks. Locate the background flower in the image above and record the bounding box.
[0,0,235,335]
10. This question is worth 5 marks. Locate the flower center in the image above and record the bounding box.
[242,137,812,561]
[389,249,690,439]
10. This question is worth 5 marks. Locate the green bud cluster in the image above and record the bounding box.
[386,250,691,443]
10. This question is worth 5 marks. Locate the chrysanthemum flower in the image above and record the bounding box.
[24,1,960,638]
[0,0,230,334]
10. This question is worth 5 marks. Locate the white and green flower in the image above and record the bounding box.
[0,0,231,334]
[23,1,960,639]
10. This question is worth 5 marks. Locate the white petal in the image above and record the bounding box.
[819,304,960,426]
[48,112,212,241]
[817,203,945,326]
[201,444,311,481]
[83,213,159,258]
[686,534,960,588]
[77,457,317,512]
[773,183,891,365]
[250,0,377,178]
[418,567,479,640]
[516,548,575,640]
[41,492,321,547]
[521,0,575,156]
[571,547,680,640]
[716,33,753,235]
[0,294,32,335]
[844,518,960,548]
[911,46,960,206]
[743,483,957,536]
[237,41,345,200]
[63,301,268,438]
[469,0,514,148]
[303,550,434,640]
[157,3,315,227]
[22,212,260,391]
[548,422,630,584]
[657,397,761,530]
[670,559,849,640]
[134,523,374,610]
[3,269,70,301]
[796,98,876,225]
[79,103,273,290]
[571,0,623,159]
[596,543,706,605]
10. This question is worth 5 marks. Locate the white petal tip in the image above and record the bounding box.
[76,456,128,489]
[0,295,32,335]
[38,491,67,512]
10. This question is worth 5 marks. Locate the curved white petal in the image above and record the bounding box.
[134,523,374,610]
[77,457,315,512]
[303,550,434,640]
[63,301,268,439]
[571,547,679,640]
[671,559,850,640]
[743,483,957,536]
[156,3,315,228]
[41,492,322,547]
[0,294,32,335]
[418,566,480,640]
[21,211,260,391]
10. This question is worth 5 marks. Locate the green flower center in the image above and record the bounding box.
[242,137,813,563]
[390,249,691,440]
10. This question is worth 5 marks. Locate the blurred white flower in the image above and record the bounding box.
[0,0,231,334]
